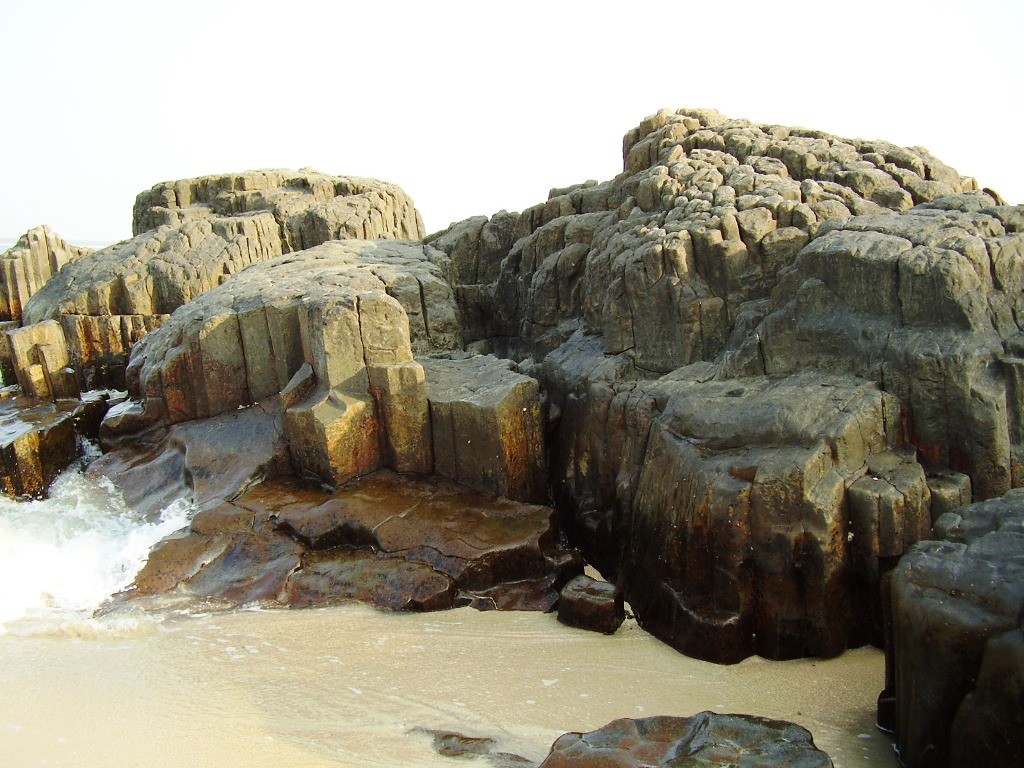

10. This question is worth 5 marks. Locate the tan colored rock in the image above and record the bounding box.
[0,226,92,322]
[23,170,424,325]
[368,361,431,474]
[6,320,79,400]
[115,240,461,430]
[59,313,168,390]
[0,390,111,497]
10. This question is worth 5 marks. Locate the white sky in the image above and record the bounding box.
[1,0,1022,244]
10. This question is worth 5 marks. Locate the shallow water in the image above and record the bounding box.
[0,463,896,767]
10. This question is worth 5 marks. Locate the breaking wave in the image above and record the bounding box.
[0,455,193,635]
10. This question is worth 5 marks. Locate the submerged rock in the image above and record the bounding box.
[537,712,833,767]
[0,388,110,497]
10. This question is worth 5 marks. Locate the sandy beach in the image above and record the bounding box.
[1,604,896,767]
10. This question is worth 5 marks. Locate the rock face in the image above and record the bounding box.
[100,239,547,502]
[0,226,91,323]
[537,713,833,767]
[426,108,1020,662]
[881,490,1024,768]
[127,469,581,613]
[18,170,423,389]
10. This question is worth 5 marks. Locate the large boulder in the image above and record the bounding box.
[554,366,928,661]
[880,489,1024,768]
[102,240,548,502]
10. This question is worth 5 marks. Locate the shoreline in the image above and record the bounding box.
[0,604,896,767]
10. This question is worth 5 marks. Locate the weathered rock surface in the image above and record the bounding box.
[17,171,423,389]
[100,239,547,501]
[537,712,833,767]
[0,226,91,324]
[555,367,925,661]
[557,574,625,634]
[25,170,423,324]
[89,395,290,517]
[427,108,1020,662]
[422,354,546,502]
[111,239,460,427]
[128,469,581,612]
[881,489,1024,768]
[720,195,1024,501]
[0,388,111,497]
[5,320,81,400]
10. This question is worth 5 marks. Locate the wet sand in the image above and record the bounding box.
[0,604,896,767]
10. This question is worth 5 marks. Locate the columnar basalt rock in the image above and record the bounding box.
[0,226,92,323]
[23,169,424,324]
[881,490,1024,768]
[19,171,424,386]
[720,194,1024,501]
[5,320,79,400]
[101,239,547,502]
[431,108,978,371]
[427,109,1018,663]
[0,389,111,497]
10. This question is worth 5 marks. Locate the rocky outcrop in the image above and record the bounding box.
[720,195,1024,501]
[537,713,833,767]
[25,170,423,325]
[4,320,79,400]
[17,171,423,389]
[426,108,1020,663]
[880,490,1024,768]
[554,367,925,661]
[0,226,91,323]
[100,239,546,502]
[422,355,546,501]
[126,469,582,612]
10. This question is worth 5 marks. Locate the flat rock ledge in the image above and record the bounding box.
[537,713,833,767]
[127,469,582,613]
[881,489,1024,768]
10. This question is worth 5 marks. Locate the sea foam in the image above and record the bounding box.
[0,454,193,635]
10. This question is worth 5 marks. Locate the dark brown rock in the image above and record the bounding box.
[89,395,291,517]
[127,470,581,614]
[557,575,625,634]
[537,712,833,767]
[284,548,456,611]
[0,389,111,498]
[881,489,1024,768]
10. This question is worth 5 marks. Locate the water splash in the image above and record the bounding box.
[0,459,194,635]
